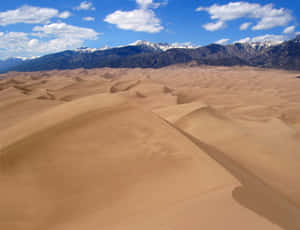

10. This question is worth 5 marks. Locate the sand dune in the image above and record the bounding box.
[1,66,300,230]
[169,104,300,207]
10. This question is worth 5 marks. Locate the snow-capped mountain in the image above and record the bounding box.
[2,35,300,72]
[16,56,40,61]
[129,40,198,51]
[74,39,282,55]
[234,39,284,50]
[74,41,198,53]
[248,40,283,49]
[75,47,102,53]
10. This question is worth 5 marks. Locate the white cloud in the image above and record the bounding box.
[197,2,293,31]
[137,0,154,8]
[235,37,251,43]
[75,1,95,11]
[0,5,63,26]
[252,15,291,30]
[83,16,95,21]
[240,22,252,30]
[59,11,72,19]
[283,25,295,34]
[0,23,100,59]
[105,9,163,33]
[28,39,39,48]
[33,23,99,40]
[0,32,29,53]
[104,0,164,33]
[215,38,230,45]
[202,20,225,31]
[136,0,164,9]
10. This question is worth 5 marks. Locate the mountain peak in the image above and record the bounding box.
[250,40,283,49]
[129,40,198,51]
[130,40,154,46]
[75,47,101,53]
[236,40,284,49]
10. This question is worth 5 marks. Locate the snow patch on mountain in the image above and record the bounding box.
[129,40,198,51]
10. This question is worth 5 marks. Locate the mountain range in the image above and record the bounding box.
[0,58,24,72]
[1,35,300,73]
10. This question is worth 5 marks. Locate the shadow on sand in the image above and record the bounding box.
[167,122,300,230]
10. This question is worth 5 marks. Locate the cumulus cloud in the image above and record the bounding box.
[137,0,154,8]
[0,23,100,59]
[0,32,29,52]
[105,9,163,33]
[215,38,230,45]
[202,21,225,31]
[59,11,72,19]
[33,23,99,40]
[75,1,95,11]
[28,39,39,48]
[197,2,293,31]
[136,0,166,9]
[83,16,95,21]
[0,5,67,26]
[283,25,295,34]
[104,0,164,33]
[240,22,252,30]
[235,37,251,43]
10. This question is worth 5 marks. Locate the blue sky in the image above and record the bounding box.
[0,0,299,59]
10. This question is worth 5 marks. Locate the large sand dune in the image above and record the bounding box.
[0,66,300,230]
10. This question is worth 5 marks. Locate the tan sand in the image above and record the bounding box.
[1,65,300,230]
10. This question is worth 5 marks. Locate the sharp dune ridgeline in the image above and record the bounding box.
[1,66,300,230]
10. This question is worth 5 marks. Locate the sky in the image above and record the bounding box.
[0,0,299,59]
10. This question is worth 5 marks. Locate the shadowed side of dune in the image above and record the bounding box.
[110,80,140,93]
[184,135,300,230]
[157,105,300,230]
[174,105,300,204]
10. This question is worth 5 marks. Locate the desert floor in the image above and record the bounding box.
[1,65,300,230]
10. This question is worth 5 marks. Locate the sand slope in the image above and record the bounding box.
[0,93,250,230]
[1,66,300,230]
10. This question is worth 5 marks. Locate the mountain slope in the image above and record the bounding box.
[0,58,24,72]
[3,36,300,72]
[251,36,300,69]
